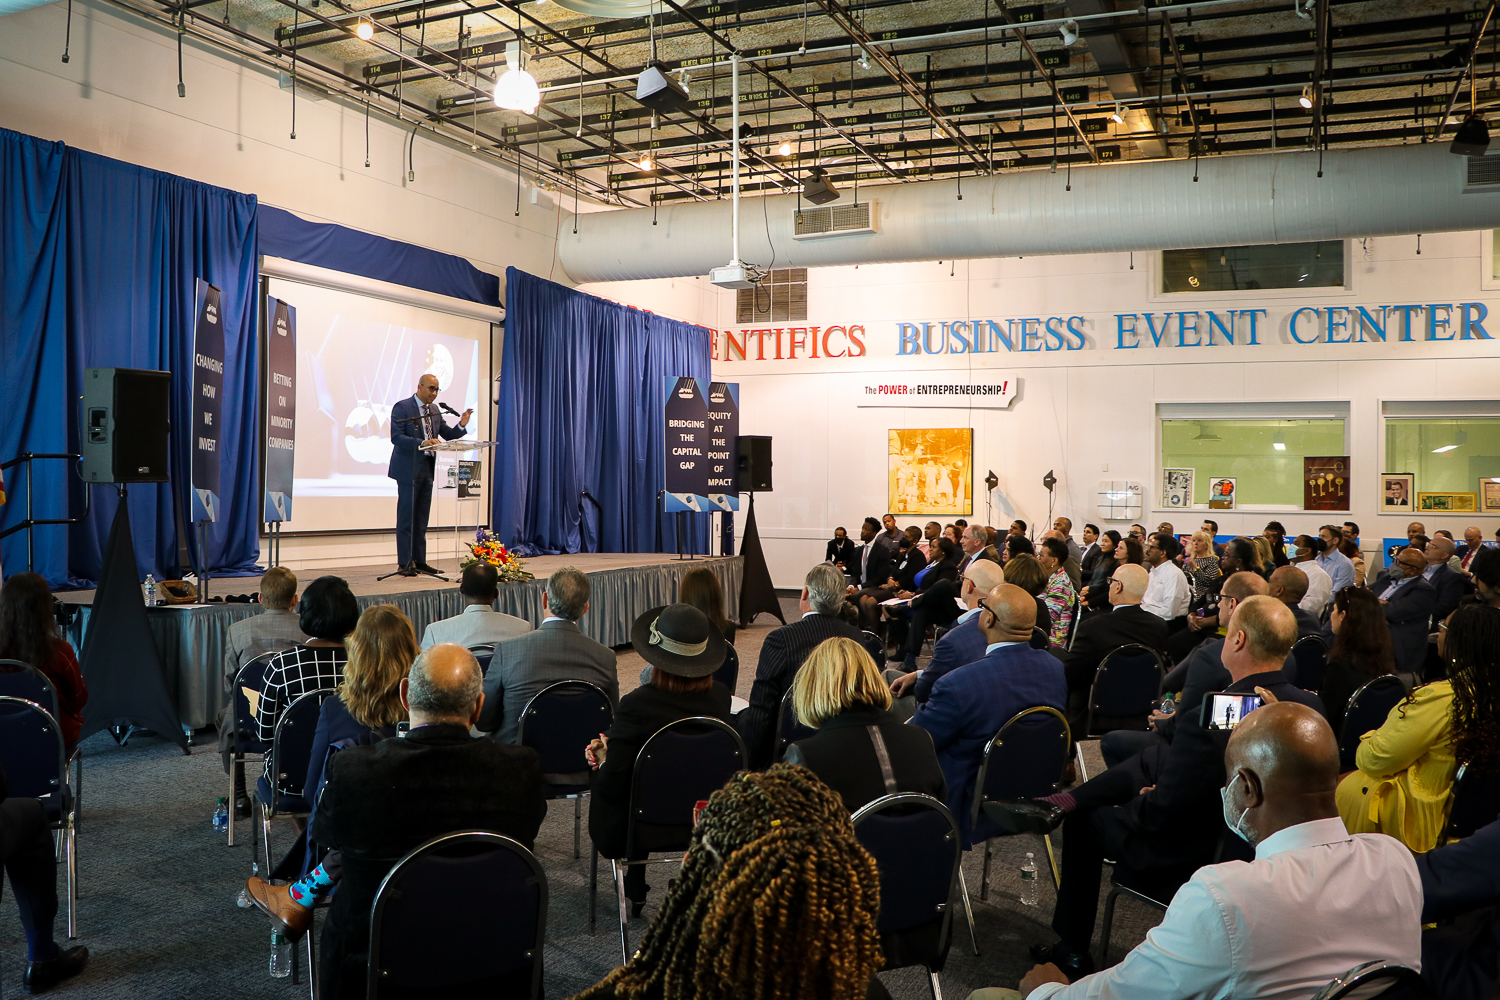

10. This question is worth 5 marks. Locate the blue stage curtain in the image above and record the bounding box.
[495,267,712,556]
[0,128,261,587]
[257,205,501,307]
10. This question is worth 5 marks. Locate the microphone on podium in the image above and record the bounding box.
[438,402,461,416]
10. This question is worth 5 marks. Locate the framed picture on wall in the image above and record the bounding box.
[888,428,973,516]
[1381,473,1414,514]
[1303,456,1349,511]
[1417,492,1478,514]
[1208,477,1236,510]
[1483,480,1500,514]
[1162,468,1194,509]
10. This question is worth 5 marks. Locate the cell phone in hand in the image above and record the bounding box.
[396,721,411,737]
[1200,692,1263,731]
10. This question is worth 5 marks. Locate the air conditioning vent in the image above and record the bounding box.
[1465,155,1500,191]
[791,201,877,240]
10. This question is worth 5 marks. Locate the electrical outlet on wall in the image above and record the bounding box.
[1102,463,1109,472]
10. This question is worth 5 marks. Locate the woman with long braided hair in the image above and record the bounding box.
[572,763,888,1000]
[1337,603,1500,851]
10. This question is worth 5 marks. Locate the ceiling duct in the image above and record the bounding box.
[0,0,57,14]
[559,144,1500,284]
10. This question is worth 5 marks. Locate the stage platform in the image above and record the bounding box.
[61,553,742,730]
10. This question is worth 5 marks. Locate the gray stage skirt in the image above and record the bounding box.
[63,556,742,730]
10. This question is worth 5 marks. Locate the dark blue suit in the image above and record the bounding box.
[913,612,988,704]
[911,642,1067,846]
[1417,816,1500,1000]
[388,395,467,567]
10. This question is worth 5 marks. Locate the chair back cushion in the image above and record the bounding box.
[1092,645,1163,716]
[1446,765,1500,841]
[272,689,334,797]
[630,719,745,832]
[0,663,56,719]
[1291,636,1329,690]
[776,686,817,759]
[0,700,63,800]
[518,681,613,781]
[1339,676,1408,771]
[980,708,1070,805]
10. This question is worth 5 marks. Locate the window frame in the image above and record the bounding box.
[736,268,809,324]
[1148,240,1355,305]
[1380,399,1500,510]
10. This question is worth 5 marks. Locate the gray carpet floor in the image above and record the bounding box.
[3,599,1164,999]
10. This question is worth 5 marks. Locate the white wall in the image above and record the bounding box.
[681,231,1500,588]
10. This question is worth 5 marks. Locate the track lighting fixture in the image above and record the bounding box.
[354,18,373,39]
[1109,103,1124,124]
[1059,19,1079,46]
[494,40,540,115]
[858,50,870,70]
[777,141,793,156]
[1298,85,1314,110]
[638,155,652,170]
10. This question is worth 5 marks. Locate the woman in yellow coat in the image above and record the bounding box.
[1336,603,1500,852]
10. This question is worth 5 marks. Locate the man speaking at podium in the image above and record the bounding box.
[389,374,472,576]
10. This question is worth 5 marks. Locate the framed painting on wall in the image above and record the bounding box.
[1417,492,1478,514]
[1483,480,1500,514]
[1162,468,1194,509]
[1303,456,1349,511]
[889,428,972,516]
[1208,477,1236,510]
[1381,473,1414,514]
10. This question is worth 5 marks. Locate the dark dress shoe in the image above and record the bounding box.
[26,945,88,993]
[1029,941,1094,981]
[982,799,1066,836]
[234,796,252,820]
[415,562,441,575]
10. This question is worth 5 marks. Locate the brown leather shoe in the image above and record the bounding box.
[244,877,313,938]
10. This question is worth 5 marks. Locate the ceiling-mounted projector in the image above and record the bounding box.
[636,62,690,112]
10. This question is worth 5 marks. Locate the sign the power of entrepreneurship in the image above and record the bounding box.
[709,301,1497,362]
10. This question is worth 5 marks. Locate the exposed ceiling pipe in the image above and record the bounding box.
[0,0,56,13]
[559,143,1500,283]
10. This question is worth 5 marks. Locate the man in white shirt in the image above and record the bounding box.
[1289,535,1334,616]
[1141,532,1191,623]
[978,700,1423,1000]
[420,563,531,649]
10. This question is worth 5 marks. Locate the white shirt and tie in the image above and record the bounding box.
[1027,818,1423,1000]
[1141,561,1192,620]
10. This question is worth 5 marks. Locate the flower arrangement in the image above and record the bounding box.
[462,528,532,582]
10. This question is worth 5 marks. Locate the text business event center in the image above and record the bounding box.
[11,0,1500,996]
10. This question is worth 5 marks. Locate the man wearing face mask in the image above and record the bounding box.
[988,597,1327,982]
[980,700,1423,1000]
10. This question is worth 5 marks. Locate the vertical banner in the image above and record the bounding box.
[190,279,224,523]
[705,381,740,512]
[263,296,297,522]
[664,376,709,512]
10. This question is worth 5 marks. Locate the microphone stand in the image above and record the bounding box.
[377,410,449,583]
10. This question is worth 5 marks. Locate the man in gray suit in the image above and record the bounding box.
[477,566,619,745]
[420,563,531,650]
[1372,547,1438,678]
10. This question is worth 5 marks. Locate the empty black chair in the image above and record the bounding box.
[518,680,613,859]
[1085,644,1166,736]
[0,661,82,832]
[1339,675,1409,772]
[774,685,816,762]
[1291,634,1329,690]
[974,707,1071,896]
[599,716,746,964]
[466,644,495,677]
[1097,866,1179,969]
[251,688,336,877]
[1442,762,1500,842]
[1310,960,1434,1000]
[852,793,962,1000]
[367,831,547,999]
[223,650,279,847]
[0,697,77,938]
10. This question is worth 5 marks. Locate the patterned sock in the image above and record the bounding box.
[285,864,336,907]
[1039,792,1077,813]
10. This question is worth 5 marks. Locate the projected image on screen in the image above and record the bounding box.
[294,317,481,498]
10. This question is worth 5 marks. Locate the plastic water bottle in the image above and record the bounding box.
[143,574,157,607]
[1158,695,1177,716]
[1019,852,1040,906]
[269,931,292,978]
[212,797,229,835]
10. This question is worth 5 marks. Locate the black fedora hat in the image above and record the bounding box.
[631,603,726,678]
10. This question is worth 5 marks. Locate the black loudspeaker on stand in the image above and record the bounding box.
[738,435,773,492]
[734,434,783,628]
[81,368,171,483]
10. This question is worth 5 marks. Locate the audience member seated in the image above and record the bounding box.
[1407,521,1427,544]
[1251,536,1277,579]
[998,554,1053,648]
[571,764,886,1000]
[588,604,733,913]
[1456,525,1487,577]
[958,524,1003,574]
[1337,603,1500,852]
[1423,535,1468,626]
[1004,534,1036,562]
[1288,535,1334,616]
[418,562,529,649]
[1318,587,1395,736]
[1471,547,1500,610]
[1041,530,1082,592]
[785,637,945,813]
[886,536,962,671]
[1164,536,1256,664]
[1036,537,1077,648]
[1182,530,1221,608]
[255,575,359,742]
[887,559,1004,714]
[825,525,857,573]
[243,603,416,928]
[676,566,739,691]
[1262,520,1291,568]
[1078,524,1103,579]
[1142,532,1191,628]
[1268,565,1321,637]
[980,702,1422,1000]
[1317,524,1357,593]
[1061,564,1164,738]
[0,573,88,753]
[1340,530,1367,585]
[1084,533,1136,612]
[988,597,1324,982]
[217,567,304,815]
[743,564,882,768]
[846,517,898,605]
[1415,813,1500,1000]
[476,566,618,745]
[1371,546,1438,678]
[1052,516,1082,565]
[853,527,926,631]
[305,644,546,998]
[911,584,1067,846]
